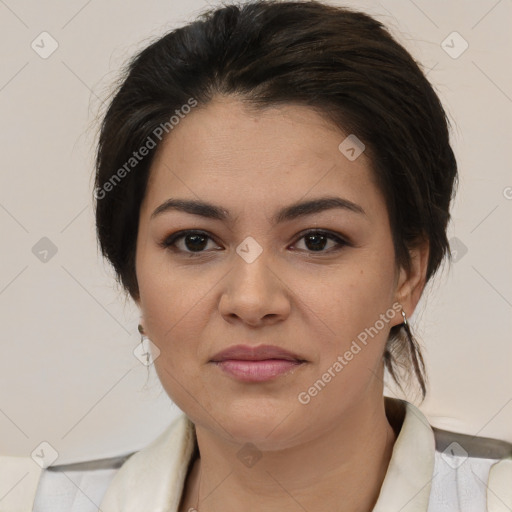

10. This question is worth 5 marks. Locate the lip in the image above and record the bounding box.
[214,359,304,382]
[210,344,305,363]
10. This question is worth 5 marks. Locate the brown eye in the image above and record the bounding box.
[293,230,349,253]
[161,230,220,254]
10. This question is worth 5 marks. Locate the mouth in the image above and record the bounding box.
[209,344,307,383]
[211,359,305,382]
[210,344,305,363]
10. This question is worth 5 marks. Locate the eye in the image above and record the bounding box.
[292,230,349,253]
[160,230,221,255]
[160,229,350,256]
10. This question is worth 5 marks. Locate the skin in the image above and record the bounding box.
[134,96,429,512]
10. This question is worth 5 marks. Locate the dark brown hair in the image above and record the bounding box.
[94,0,458,402]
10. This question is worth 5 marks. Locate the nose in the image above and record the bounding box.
[218,247,291,327]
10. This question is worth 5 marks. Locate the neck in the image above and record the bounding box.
[182,395,399,512]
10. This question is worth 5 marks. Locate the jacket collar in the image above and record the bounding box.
[100,397,435,511]
[373,397,435,510]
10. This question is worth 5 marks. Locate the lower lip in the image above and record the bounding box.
[213,359,304,382]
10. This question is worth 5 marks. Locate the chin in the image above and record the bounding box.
[211,400,304,448]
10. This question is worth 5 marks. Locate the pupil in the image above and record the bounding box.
[185,234,207,251]
[306,234,326,251]
[183,233,327,252]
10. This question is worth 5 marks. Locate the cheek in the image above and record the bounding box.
[145,290,211,413]
[137,254,219,353]
[138,251,211,328]
[299,260,396,361]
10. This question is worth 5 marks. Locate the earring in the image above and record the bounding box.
[398,305,427,398]
[401,309,408,327]
[400,307,414,343]
[136,324,159,366]
[138,324,145,344]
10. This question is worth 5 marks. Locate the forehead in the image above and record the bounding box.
[141,97,383,219]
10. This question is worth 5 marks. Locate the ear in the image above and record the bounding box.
[393,237,430,325]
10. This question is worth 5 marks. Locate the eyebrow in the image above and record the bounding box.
[150,196,366,224]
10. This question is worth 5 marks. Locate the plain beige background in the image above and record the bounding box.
[1,0,511,465]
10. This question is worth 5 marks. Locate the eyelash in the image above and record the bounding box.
[159,229,350,256]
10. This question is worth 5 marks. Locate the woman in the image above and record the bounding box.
[31,1,512,511]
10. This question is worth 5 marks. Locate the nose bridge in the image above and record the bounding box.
[219,236,289,323]
[232,236,275,295]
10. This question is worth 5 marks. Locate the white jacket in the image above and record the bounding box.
[2,397,511,511]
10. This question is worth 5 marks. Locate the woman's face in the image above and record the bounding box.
[135,96,422,448]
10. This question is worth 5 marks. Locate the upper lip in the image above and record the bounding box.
[210,344,305,362]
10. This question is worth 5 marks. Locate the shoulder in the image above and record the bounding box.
[429,425,512,511]
[104,413,194,484]
[99,413,196,510]
[32,454,132,512]
[385,398,512,511]
[32,413,195,512]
